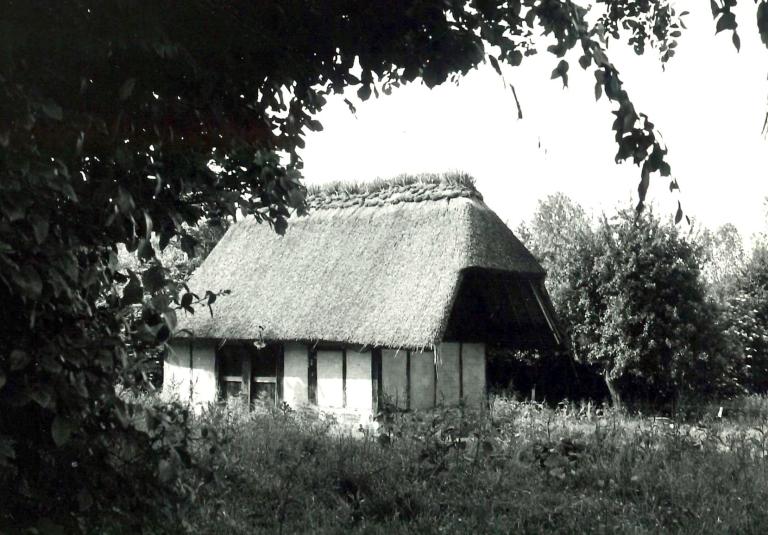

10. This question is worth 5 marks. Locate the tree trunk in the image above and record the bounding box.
[604,371,623,411]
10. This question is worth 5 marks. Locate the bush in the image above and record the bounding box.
[113,395,768,534]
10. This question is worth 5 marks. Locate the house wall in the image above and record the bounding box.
[462,343,486,407]
[317,349,344,408]
[283,342,308,407]
[410,350,435,410]
[346,348,372,412]
[379,343,485,410]
[164,340,486,414]
[164,339,217,406]
[436,343,461,405]
[382,349,408,408]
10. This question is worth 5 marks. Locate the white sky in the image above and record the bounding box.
[301,4,768,239]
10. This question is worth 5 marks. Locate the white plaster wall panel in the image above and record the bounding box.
[409,350,435,410]
[283,342,308,407]
[164,341,192,401]
[381,349,408,408]
[190,340,217,405]
[317,349,344,408]
[346,349,373,412]
[436,343,461,406]
[462,343,486,407]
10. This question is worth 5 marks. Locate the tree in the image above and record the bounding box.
[699,223,746,304]
[518,193,593,317]
[567,209,731,407]
[718,239,768,393]
[1,1,765,528]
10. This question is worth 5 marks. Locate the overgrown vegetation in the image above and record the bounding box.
[124,396,768,534]
[512,194,768,409]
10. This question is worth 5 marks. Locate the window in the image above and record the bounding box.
[251,348,277,406]
[217,343,283,406]
[219,350,244,400]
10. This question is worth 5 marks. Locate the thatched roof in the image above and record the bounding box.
[176,174,555,349]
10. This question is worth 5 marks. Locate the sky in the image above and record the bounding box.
[300,4,768,240]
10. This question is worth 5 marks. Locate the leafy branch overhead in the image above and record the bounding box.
[2,0,768,526]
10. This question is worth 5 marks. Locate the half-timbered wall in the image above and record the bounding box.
[164,339,217,406]
[346,348,373,412]
[164,340,486,413]
[436,343,461,405]
[283,342,308,407]
[381,349,408,409]
[409,350,435,410]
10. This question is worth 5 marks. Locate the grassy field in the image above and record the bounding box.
[138,396,768,534]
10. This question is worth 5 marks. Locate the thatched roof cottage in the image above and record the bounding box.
[165,174,562,419]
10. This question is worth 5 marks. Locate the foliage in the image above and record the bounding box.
[136,397,768,534]
[517,193,593,314]
[521,199,733,406]
[698,223,746,305]
[1,1,766,528]
[716,241,768,393]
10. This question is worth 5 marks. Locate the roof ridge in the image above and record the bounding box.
[307,180,483,211]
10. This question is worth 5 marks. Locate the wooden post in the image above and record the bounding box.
[371,348,381,413]
[342,348,347,408]
[406,351,411,410]
[242,347,252,406]
[433,355,438,408]
[276,344,284,405]
[308,346,317,405]
[458,343,464,401]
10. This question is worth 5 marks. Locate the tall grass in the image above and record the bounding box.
[138,396,768,534]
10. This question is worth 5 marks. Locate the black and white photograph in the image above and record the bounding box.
[2,1,768,533]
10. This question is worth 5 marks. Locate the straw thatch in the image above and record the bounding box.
[176,174,554,349]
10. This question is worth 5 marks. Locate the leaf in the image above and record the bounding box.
[0,437,15,463]
[732,31,741,51]
[180,292,194,308]
[578,55,591,70]
[638,164,650,202]
[9,350,29,371]
[28,213,49,244]
[119,78,136,101]
[41,99,63,121]
[158,230,172,251]
[143,211,153,238]
[716,12,737,34]
[343,98,357,114]
[142,264,166,293]
[675,201,683,224]
[51,416,74,447]
[122,270,143,306]
[29,386,53,409]
[205,291,217,306]
[488,55,501,75]
[180,234,197,258]
[156,324,171,343]
[357,84,372,101]
[77,489,94,512]
[13,268,43,300]
[158,459,175,483]
[550,60,569,88]
[137,238,155,261]
[274,216,288,235]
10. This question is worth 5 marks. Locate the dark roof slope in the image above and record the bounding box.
[176,175,546,349]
